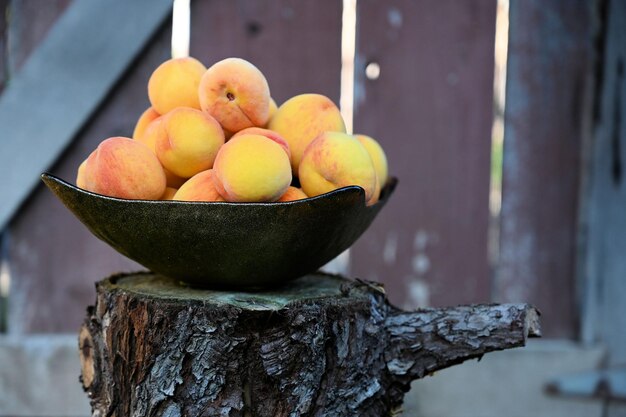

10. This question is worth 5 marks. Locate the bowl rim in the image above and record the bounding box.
[41,172,396,207]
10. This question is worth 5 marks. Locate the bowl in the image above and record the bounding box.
[42,173,396,289]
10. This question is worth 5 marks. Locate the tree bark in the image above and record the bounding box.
[80,272,540,417]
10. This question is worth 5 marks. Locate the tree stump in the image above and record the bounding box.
[79,272,541,417]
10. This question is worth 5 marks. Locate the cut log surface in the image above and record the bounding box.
[80,272,540,417]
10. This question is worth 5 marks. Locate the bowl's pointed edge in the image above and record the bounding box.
[41,172,75,202]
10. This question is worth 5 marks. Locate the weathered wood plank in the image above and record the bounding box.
[8,0,343,333]
[496,0,594,338]
[581,0,626,367]
[351,0,496,309]
[5,0,72,74]
[0,0,9,93]
[0,0,172,231]
[190,0,342,104]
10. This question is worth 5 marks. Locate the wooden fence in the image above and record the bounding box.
[3,0,626,415]
[0,0,594,336]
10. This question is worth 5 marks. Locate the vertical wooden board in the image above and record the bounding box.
[582,0,626,366]
[351,0,496,309]
[496,0,593,338]
[190,0,342,104]
[5,0,72,73]
[0,0,8,92]
[6,24,173,334]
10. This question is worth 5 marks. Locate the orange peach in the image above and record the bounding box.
[135,118,187,188]
[173,170,225,202]
[80,137,166,199]
[135,117,165,152]
[199,58,270,132]
[355,134,388,186]
[277,186,308,202]
[212,134,291,202]
[155,107,225,178]
[268,93,346,173]
[231,127,290,158]
[132,107,160,140]
[76,159,94,190]
[299,132,377,205]
[161,187,178,200]
[148,57,206,114]
[267,97,278,124]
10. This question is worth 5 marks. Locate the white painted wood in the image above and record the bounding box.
[0,0,171,231]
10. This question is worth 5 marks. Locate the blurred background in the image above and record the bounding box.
[1,0,625,416]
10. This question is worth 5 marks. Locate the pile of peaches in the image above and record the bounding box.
[76,57,388,205]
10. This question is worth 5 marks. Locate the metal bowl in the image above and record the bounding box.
[42,173,396,289]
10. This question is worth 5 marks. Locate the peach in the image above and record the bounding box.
[148,57,206,114]
[161,187,178,200]
[135,118,187,188]
[79,137,166,199]
[355,134,388,186]
[267,97,278,124]
[155,107,225,178]
[76,159,94,190]
[277,186,308,202]
[135,117,164,152]
[299,132,377,205]
[199,58,270,132]
[132,107,160,140]
[173,170,225,202]
[269,93,346,173]
[231,127,290,158]
[213,134,291,202]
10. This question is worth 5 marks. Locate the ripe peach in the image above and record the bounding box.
[148,57,206,114]
[132,107,160,140]
[135,118,187,188]
[155,107,225,179]
[199,58,270,132]
[76,159,94,190]
[267,97,278,124]
[277,186,308,202]
[268,93,346,173]
[231,127,290,157]
[299,132,377,205]
[173,170,225,202]
[355,134,388,186]
[161,187,178,200]
[80,137,166,200]
[213,134,291,202]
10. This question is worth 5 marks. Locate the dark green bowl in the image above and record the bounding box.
[42,173,396,289]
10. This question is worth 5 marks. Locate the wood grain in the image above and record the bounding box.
[5,0,72,73]
[496,0,594,338]
[0,0,9,93]
[190,0,342,104]
[350,0,497,310]
[0,0,172,231]
[581,0,626,365]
